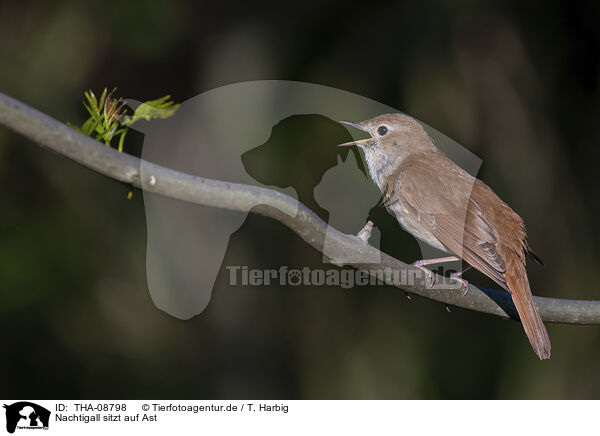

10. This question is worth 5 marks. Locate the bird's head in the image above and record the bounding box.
[338,113,436,182]
[338,113,433,156]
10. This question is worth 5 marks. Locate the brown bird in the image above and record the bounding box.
[339,114,550,359]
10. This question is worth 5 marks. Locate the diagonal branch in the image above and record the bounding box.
[1,91,599,324]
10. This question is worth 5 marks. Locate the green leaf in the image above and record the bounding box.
[69,87,178,152]
[122,95,179,126]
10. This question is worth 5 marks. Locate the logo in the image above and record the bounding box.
[122,80,482,320]
[3,402,50,433]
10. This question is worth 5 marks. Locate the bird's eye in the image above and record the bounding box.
[377,125,389,136]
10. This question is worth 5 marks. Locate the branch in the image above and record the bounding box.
[1,91,599,324]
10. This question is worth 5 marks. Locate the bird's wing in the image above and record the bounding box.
[390,154,508,288]
[390,154,549,358]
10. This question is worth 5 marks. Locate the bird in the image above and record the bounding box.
[338,113,550,359]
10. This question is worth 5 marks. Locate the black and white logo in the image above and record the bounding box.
[3,402,50,433]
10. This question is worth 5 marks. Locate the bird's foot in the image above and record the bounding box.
[410,256,461,288]
[411,260,435,288]
[356,220,374,243]
[449,272,469,296]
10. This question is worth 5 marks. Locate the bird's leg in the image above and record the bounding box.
[411,256,461,287]
[356,220,374,243]
[450,265,472,295]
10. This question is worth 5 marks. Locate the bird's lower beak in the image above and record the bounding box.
[337,138,372,147]
[338,121,372,147]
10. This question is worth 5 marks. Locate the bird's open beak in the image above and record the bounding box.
[338,121,372,147]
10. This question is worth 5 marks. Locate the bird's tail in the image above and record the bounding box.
[505,251,551,359]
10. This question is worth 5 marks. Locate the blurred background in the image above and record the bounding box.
[0,0,599,399]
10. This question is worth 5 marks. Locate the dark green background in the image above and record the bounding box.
[0,0,599,399]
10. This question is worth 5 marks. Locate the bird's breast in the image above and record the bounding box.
[387,197,448,252]
[364,151,449,252]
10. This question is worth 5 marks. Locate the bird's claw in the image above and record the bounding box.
[450,271,469,295]
[411,260,435,288]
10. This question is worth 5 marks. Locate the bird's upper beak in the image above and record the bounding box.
[338,121,372,147]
